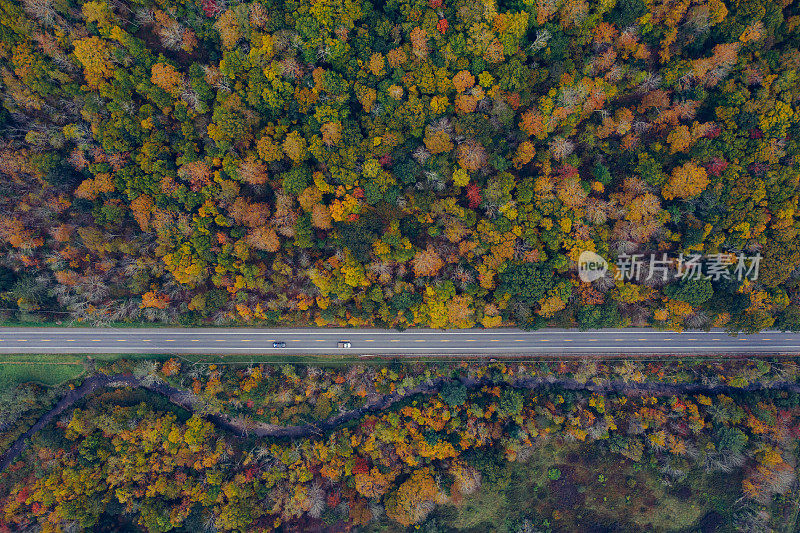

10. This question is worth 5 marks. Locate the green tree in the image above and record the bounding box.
[440,381,467,407]
[664,279,714,307]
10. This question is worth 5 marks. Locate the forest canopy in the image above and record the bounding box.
[3,357,800,531]
[0,0,799,331]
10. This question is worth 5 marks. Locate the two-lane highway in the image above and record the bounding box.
[0,328,799,355]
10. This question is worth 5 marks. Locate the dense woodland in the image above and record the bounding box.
[3,357,800,530]
[0,0,798,330]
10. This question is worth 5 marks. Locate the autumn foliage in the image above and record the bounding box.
[0,0,797,335]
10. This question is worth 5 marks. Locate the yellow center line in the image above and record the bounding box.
[117,339,127,342]
[41,339,51,342]
[712,338,721,341]
[316,339,325,342]
[441,339,451,342]
[615,339,624,342]
[18,339,28,342]
[164,339,175,342]
[589,339,598,342]
[241,339,251,342]
[390,339,399,342]
[291,339,301,342]
[66,339,75,342]
[490,339,500,342]
[364,339,375,342]
[515,339,525,342]
[465,339,476,342]
[762,338,771,341]
[563,339,572,342]
[540,339,549,342]
[739,338,747,341]
[91,339,101,342]
[638,338,647,341]
[215,339,226,342]
[663,338,672,341]
[191,339,200,342]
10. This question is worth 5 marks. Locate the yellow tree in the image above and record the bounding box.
[354,467,394,498]
[130,194,154,231]
[385,468,438,526]
[410,27,428,59]
[424,131,453,154]
[151,62,183,96]
[282,131,308,164]
[447,294,475,328]
[452,70,475,93]
[238,156,269,185]
[311,204,332,230]
[256,135,283,163]
[662,162,709,200]
[321,121,342,147]
[73,37,114,88]
[247,226,280,252]
[457,140,487,172]
[412,245,444,277]
[368,52,385,76]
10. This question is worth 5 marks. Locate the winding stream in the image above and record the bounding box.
[3,371,800,472]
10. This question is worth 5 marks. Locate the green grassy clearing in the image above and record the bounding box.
[0,354,86,386]
[0,352,389,387]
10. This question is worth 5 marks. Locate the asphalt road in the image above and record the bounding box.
[0,328,799,355]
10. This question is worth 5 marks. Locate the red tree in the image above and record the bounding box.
[466,183,481,209]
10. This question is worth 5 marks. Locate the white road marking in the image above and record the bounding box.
[3,346,800,353]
